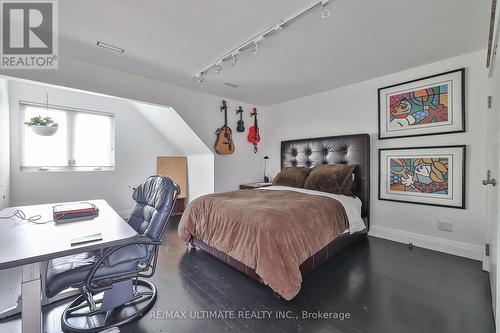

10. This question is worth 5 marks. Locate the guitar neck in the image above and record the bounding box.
[221,100,228,127]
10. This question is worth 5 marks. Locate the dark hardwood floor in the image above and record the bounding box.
[0,216,495,333]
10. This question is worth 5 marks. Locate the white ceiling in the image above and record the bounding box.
[131,101,211,155]
[59,0,490,106]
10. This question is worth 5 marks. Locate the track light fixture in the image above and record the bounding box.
[215,61,223,74]
[273,22,283,32]
[195,73,205,83]
[251,36,264,55]
[193,0,331,83]
[320,0,330,19]
[231,51,239,66]
[251,42,258,55]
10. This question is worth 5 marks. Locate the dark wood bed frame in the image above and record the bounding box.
[189,134,370,285]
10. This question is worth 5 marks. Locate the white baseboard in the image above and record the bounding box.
[369,225,484,261]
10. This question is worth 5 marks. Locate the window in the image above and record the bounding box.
[21,102,115,171]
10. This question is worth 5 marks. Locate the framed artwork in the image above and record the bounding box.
[378,68,465,139]
[379,146,466,209]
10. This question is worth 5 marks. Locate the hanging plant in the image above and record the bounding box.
[24,115,59,136]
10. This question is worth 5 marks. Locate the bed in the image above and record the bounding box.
[178,134,370,300]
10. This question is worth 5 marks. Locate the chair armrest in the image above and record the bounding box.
[85,237,161,293]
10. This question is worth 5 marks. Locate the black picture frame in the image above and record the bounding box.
[378,68,466,140]
[378,145,466,209]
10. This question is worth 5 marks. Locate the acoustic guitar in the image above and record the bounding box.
[236,106,245,132]
[215,100,235,155]
[248,107,260,153]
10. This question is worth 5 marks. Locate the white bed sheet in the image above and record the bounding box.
[260,185,366,234]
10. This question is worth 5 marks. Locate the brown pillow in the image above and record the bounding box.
[304,164,356,195]
[272,167,312,188]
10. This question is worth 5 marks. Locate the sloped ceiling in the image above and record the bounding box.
[59,0,490,105]
[131,101,211,155]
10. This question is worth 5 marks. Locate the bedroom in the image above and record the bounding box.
[0,0,496,332]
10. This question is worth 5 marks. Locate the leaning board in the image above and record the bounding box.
[157,156,187,199]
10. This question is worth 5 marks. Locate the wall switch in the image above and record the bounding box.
[438,219,453,232]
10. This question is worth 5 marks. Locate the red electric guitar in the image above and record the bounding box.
[247,108,260,153]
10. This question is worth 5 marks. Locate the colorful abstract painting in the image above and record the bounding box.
[378,68,464,139]
[389,157,449,195]
[388,84,449,129]
[379,146,465,209]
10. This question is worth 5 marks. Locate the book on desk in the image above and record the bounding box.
[53,202,99,222]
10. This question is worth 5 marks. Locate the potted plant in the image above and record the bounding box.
[24,115,59,136]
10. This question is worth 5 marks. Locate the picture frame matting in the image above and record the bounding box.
[378,145,466,209]
[378,68,465,140]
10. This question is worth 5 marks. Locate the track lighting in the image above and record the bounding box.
[231,51,239,66]
[195,73,205,83]
[215,61,223,74]
[252,42,258,55]
[273,20,283,32]
[192,0,331,82]
[320,0,330,19]
[252,36,264,55]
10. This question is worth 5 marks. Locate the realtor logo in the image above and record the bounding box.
[1,0,58,69]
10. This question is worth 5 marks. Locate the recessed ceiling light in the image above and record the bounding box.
[96,41,124,54]
[224,82,238,88]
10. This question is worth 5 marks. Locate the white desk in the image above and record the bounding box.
[0,199,137,333]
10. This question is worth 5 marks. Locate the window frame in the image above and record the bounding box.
[19,100,116,172]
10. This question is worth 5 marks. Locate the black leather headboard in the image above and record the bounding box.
[281,134,370,228]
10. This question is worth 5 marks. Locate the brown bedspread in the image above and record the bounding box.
[178,189,349,300]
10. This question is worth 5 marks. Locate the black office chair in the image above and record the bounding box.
[44,176,180,332]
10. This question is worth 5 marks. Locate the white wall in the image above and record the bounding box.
[261,50,488,260]
[0,79,10,209]
[0,55,267,193]
[187,154,215,201]
[8,80,209,213]
[3,51,487,260]
[130,102,214,202]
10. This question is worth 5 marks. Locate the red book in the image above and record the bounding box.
[53,202,99,221]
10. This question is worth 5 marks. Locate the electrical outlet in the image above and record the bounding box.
[438,219,453,232]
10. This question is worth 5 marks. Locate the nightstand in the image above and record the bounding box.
[239,182,273,190]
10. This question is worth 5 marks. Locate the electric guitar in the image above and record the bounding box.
[236,106,245,132]
[247,108,260,153]
[215,100,235,155]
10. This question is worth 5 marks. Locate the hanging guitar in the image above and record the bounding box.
[236,106,245,132]
[214,100,235,155]
[247,107,260,153]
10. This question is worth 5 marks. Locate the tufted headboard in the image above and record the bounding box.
[281,134,370,229]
